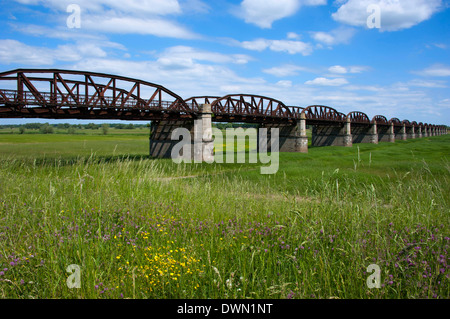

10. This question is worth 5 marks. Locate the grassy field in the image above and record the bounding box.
[0,129,448,299]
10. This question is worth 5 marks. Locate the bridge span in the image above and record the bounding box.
[0,69,447,160]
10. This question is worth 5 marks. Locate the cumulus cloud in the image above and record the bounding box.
[407,79,447,88]
[311,27,357,46]
[0,39,109,65]
[241,38,313,55]
[328,65,370,74]
[332,0,443,32]
[263,64,309,77]
[236,0,326,28]
[328,65,347,74]
[14,0,183,15]
[413,64,450,77]
[157,46,252,68]
[305,77,349,86]
[82,16,198,39]
[13,0,199,39]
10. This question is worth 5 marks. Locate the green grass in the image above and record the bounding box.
[0,132,448,299]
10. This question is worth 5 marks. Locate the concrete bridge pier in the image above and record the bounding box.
[311,118,352,148]
[149,104,214,162]
[351,123,378,144]
[388,123,396,143]
[377,124,390,142]
[259,116,308,153]
[417,126,422,138]
[150,119,193,158]
[298,114,309,153]
[394,124,407,141]
[406,126,415,139]
[369,123,379,144]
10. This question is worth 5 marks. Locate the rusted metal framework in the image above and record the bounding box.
[301,105,346,124]
[184,96,220,110]
[372,115,389,125]
[402,120,411,126]
[347,111,371,124]
[0,69,192,120]
[389,118,402,126]
[0,69,445,130]
[287,106,304,119]
[210,94,295,122]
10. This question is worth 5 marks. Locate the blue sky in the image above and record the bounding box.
[0,0,449,125]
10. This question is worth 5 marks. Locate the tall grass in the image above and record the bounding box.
[0,134,448,299]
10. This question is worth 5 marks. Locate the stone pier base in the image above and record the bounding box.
[311,122,352,147]
[149,104,213,162]
[259,119,308,153]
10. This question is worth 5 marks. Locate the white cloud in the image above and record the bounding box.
[270,40,313,55]
[287,32,301,40]
[332,0,443,32]
[241,38,313,55]
[348,66,369,73]
[0,40,54,65]
[236,0,326,28]
[311,27,357,46]
[328,65,370,74]
[0,39,117,66]
[276,80,293,88]
[13,0,198,39]
[407,79,447,88]
[14,0,182,16]
[180,0,211,14]
[82,16,198,39]
[157,46,252,68]
[414,64,450,77]
[240,39,270,52]
[432,43,447,49]
[328,65,347,74]
[305,77,349,86]
[342,85,383,92]
[263,64,308,77]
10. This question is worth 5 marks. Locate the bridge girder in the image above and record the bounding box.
[0,69,192,120]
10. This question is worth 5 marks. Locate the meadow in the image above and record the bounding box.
[0,128,448,299]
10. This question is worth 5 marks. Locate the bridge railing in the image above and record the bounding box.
[0,89,194,111]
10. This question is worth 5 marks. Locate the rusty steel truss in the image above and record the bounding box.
[372,115,389,125]
[0,69,446,130]
[301,105,346,124]
[346,111,371,125]
[0,69,192,120]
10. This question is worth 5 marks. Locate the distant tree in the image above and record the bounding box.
[102,123,109,135]
[19,126,25,134]
[39,123,54,134]
[68,126,76,134]
[25,123,41,130]
[86,123,99,130]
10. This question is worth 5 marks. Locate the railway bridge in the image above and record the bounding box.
[0,69,447,160]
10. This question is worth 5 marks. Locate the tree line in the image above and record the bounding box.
[0,123,149,135]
